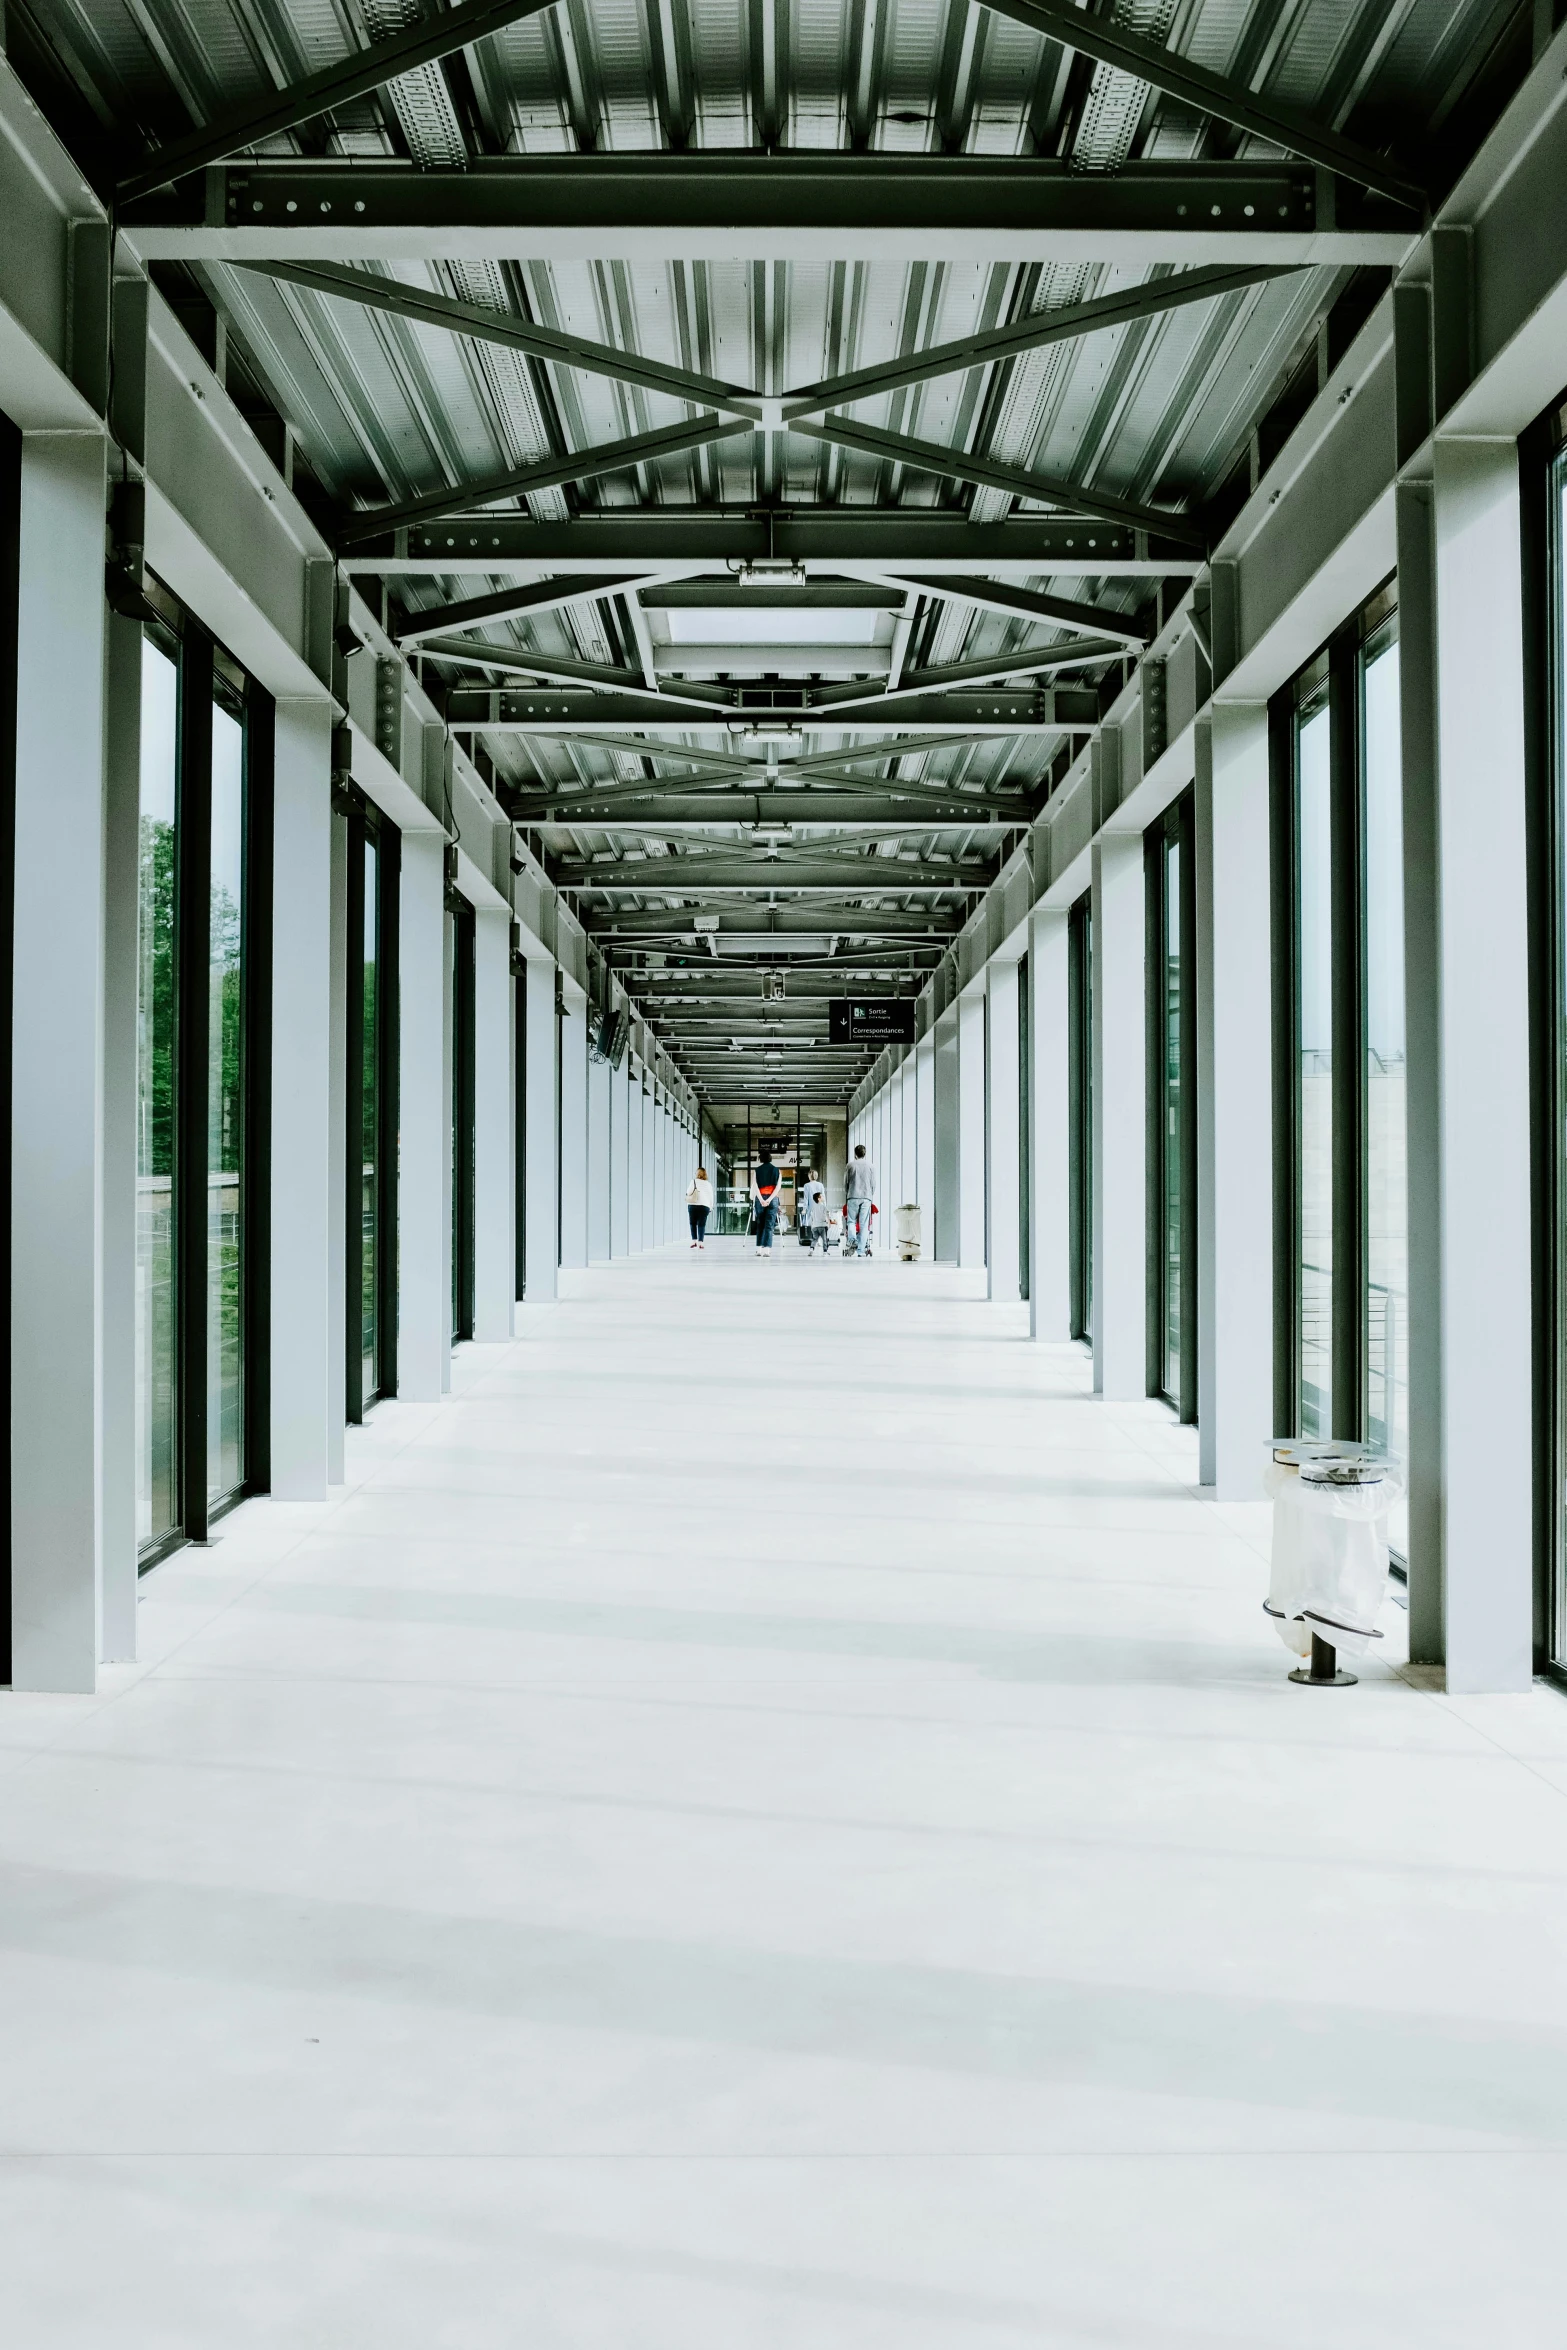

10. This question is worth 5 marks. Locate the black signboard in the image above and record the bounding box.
[829,1000,916,1044]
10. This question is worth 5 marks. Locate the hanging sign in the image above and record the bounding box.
[828,1000,916,1044]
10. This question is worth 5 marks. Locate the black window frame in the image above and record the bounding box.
[1146,793,1197,1420]
[1269,577,1399,1454]
[143,592,273,1559]
[0,408,19,1681]
[1528,403,1567,1675]
[343,791,400,1424]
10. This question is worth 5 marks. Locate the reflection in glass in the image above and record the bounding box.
[1163,839,1182,1402]
[362,834,380,1400]
[136,637,180,1549]
[1362,626,1408,1550]
[208,694,245,1502]
[1297,691,1333,1436]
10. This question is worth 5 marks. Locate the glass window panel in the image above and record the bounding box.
[1362,626,1408,1550]
[1297,694,1333,1437]
[1556,458,1567,1665]
[362,833,379,1400]
[1163,838,1182,1402]
[208,696,244,1502]
[136,636,179,1549]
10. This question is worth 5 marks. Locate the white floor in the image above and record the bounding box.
[3,1243,1567,2346]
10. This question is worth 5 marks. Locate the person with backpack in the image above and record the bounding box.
[751,1146,782,1256]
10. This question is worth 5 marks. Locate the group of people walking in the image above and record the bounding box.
[684,1145,878,1258]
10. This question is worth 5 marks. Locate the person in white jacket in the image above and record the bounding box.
[686,1166,714,1249]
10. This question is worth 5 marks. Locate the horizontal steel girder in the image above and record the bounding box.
[556,855,990,888]
[595,909,960,937]
[515,795,1027,825]
[122,157,1416,267]
[447,685,1100,734]
[344,513,1195,576]
[639,582,903,610]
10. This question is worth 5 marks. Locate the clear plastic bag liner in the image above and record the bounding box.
[1264,1461,1406,1659]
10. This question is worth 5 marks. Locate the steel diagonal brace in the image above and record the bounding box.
[118,0,563,203]
[974,0,1426,210]
[782,263,1295,423]
[336,417,754,549]
[801,419,1204,548]
[234,260,761,418]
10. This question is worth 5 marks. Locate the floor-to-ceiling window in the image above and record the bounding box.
[1545,434,1567,1665]
[1295,654,1335,1437]
[1068,894,1092,1343]
[136,630,181,1552]
[346,801,400,1421]
[451,896,476,1345]
[1274,585,1406,1539]
[134,596,270,1560]
[1148,798,1195,1418]
[208,671,245,1506]
[1362,613,1408,1549]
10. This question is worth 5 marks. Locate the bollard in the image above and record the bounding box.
[1288,1630,1357,1689]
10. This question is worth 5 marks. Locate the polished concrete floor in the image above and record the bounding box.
[3,1242,1566,2345]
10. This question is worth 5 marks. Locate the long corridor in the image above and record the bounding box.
[2,1249,1565,2345]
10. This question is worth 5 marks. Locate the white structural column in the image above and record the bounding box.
[1026,908,1072,1342]
[985,960,1021,1304]
[957,990,987,1270]
[643,1080,658,1246]
[271,699,337,1467]
[915,1033,936,1228]
[10,436,107,1689]
[627,1070,644,1253]
[610,1060,630,1256]
[1194,709,1274,1496]
[1092,835,1148,1398]
[472,907,514,1339]
[932,1006,960,1263]
[558,989,588,1271]
[1428,439,1533,1689]
[522,957,559,1304]
[398,833,449,1400]
[586,1051,611,1261]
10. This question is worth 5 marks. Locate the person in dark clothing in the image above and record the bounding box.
[751,1148,782,1256]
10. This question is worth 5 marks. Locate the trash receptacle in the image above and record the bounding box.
[1263,1440,1403,1686]
[893,1204,922,1260]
